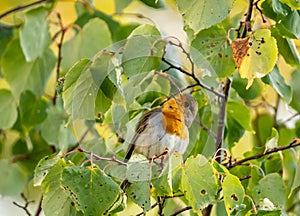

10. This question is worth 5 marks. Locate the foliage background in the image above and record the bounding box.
[0,0,300,215]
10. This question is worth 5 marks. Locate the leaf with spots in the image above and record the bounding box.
[222,173,245,214]
[181,154,218,211]
[126,181,151,212]
[34,152,63,187]
[191,25,236,77]
[61,166,120,215]
[232,29,278,89]
[41,158,80,216]
[253,173,286,210]
[176,0,234,35]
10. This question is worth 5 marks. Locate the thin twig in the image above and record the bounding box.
[0,0,50,19]
[67,126,91,152]
[162,57,224,98]
[194,119,217,141]
[170,206,192,216]
[78,148,127,166]
[52,12,66,105]
[226,138,300,169]
[241,0,254,38]
[12,193,34,216]
[34,196,42,216]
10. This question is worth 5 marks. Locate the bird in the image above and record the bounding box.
[124,93,198,162]
[121,93,198,192]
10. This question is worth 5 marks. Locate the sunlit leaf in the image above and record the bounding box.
[277,9,300,39]
[61,166,120,215]
[222,173,245,214]
[20,7,51,61]
[1,38,56,98]
[291,159,300,195]
[0,89,17,129]
[253,173,286,210]
[181,155,218,211]
[232,29,278,89]
[34,153,62,187]
[176,0,234,34]
[126,181,151,211]
[191,25,235,77]
[41,159,78,216]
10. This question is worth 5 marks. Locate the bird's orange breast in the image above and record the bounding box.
[161,98,188,140]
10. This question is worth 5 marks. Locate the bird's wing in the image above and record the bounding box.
[124,108,162,162]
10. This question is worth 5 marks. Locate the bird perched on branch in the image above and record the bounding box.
[124,92,198,162]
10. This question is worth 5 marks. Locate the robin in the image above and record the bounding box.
[124,93,198,162]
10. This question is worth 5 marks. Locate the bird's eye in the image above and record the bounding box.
[184,102,189,108]
[169,105,173,109]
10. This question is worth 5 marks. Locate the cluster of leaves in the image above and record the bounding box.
[0,0,300,215]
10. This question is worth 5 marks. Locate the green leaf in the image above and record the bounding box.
[222,174,245,214]
[279,0,300,9]
[227,100,253,132]
[34,153,62,187]
[262,65,292,103]
[0,159,27,196]
[290,68,300,112]
[61,18,112,72]
[114,0,132,12]
[0,89,17,129]
[19,90,48,129]
[232,29,278,89]
[41,106,66,145]
[226,114,245,149]
[232,72,263,100]
[63,52,115,120]
[291,158,300,195]
[253,173,286,210]
[126,181,151,211]
[181,154,218,211]
[176,0,234,34]
[20,7,51,61]
[140,0,165,8]
[0,24,13,75]
[1,38,56,98]
[191,25,235,77]
[277,10,300,39]
[61,166,120,215]
[122,24,165,77]
[41,159,79,216]
[271,28,300,66]
[265,128,279,150]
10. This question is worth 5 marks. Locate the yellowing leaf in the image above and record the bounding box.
[232,29,278,89]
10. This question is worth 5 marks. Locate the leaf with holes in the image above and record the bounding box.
[191,25,235,77]
[126,181,151,211]
[253,173,286,210]
[41,158,80,216]
[61,166,120,215]
[232,29,278,89]
[181,154,218,211]
[34,153,63,187]
[222,173,245,214]
[176,0,234,34]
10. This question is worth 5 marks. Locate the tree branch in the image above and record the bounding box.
[215,78,231,163]
[241,0,254,38]
[226,138,300,169]
[0,0,50,20]
[170,206,192,216]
